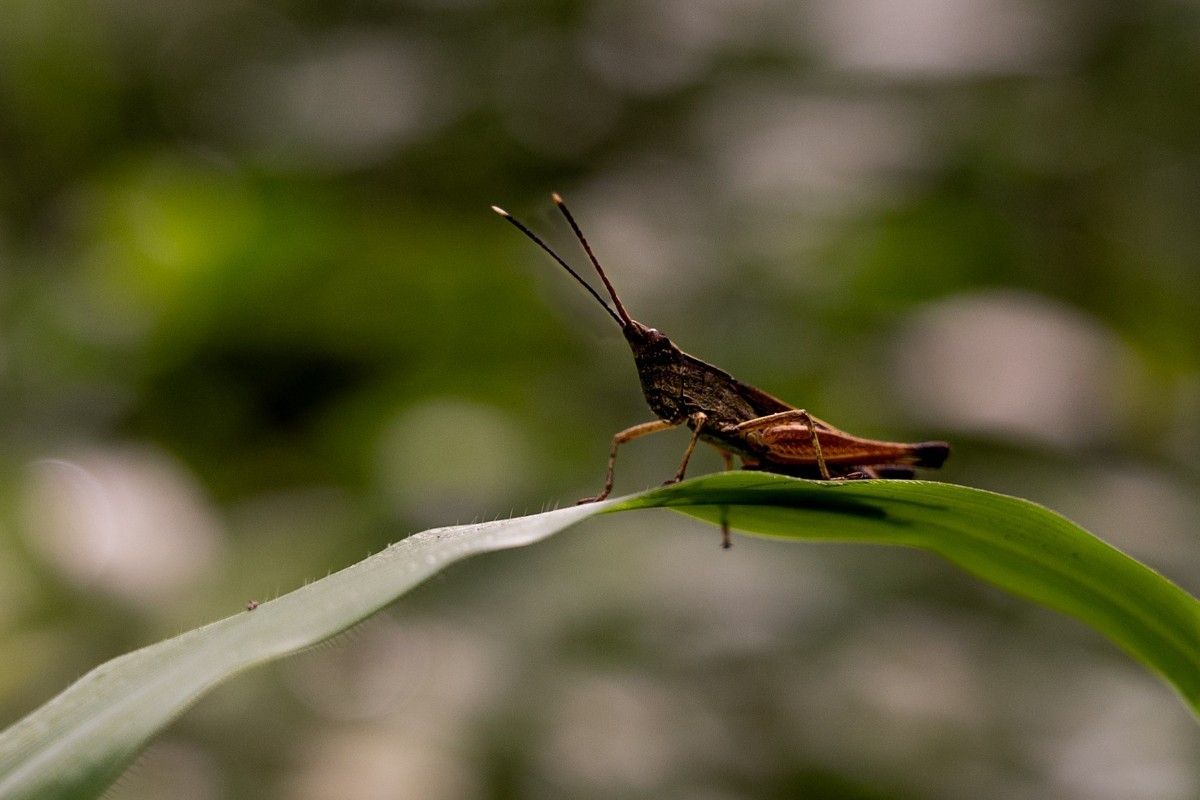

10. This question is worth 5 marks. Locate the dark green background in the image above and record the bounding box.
[1,1,1198,798]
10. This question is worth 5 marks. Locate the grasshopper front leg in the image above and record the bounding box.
[578,419,681,504]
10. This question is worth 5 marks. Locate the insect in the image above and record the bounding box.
[493,194,949,548]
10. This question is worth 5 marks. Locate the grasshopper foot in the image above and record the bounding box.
[576,493,608,505]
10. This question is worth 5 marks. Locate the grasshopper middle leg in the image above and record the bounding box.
[662,412,709,486]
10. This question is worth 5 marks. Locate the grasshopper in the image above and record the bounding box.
[493,194,949,548]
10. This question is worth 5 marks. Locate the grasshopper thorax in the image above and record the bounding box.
[622,321,690,422]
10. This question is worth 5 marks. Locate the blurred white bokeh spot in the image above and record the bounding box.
[1058,466,1198,570]
[891,291,1138,447]
[114,740,223,800]
[208,30,453,169]
[283,731,478,800]
[804,0,1061,77]
[540,673,693,792]
[582,0,725,94]
[632,530,845,657]
[700,90,929,213]
[21,446,225,603]
[282,616,507,724]
[1042,668,1198,800]
[839,611,984,725]
[571,171,712,304]
[376,398,532,525]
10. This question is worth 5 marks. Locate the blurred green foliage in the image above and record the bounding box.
[1,1,1198,798]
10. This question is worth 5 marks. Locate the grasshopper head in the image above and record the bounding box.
[623,319,662,344]
[623,319,677,359]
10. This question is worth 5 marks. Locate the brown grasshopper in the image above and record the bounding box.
[493,194,949,548]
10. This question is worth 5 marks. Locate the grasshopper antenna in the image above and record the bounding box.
[492,204,624,327]
[551,192,633,327]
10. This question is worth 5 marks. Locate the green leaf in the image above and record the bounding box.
[618,473,1200,710]
[2,473,1197,799]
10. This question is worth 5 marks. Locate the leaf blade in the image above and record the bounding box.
[2,473,1197,800]
[617,474,1200,710]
